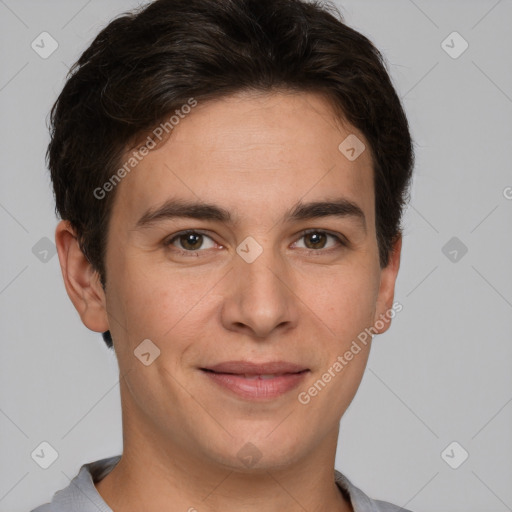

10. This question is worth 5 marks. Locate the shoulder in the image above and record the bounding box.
[30,455,121,512]
[334,469,414,512]
[31,506,52,512]
[372,499,414,512]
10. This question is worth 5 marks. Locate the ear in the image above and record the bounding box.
[55,220,110,333]
[372,234,402,335]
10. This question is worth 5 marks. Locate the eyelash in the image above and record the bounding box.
[163,229,347,257]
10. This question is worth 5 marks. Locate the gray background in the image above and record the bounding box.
[1,0,511,510]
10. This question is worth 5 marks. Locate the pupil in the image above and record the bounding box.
[308,232,325,248]
[183,233,201,250]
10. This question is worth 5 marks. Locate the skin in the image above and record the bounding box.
[55,90,401,512]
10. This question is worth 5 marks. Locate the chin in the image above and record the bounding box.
[200,428,306,472]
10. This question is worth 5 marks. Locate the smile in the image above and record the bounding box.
[200,361,310,400]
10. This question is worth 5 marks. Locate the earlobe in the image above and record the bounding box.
[372,235,402,335]
[55,220,110,333]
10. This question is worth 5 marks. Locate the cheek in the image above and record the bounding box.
[296,269,377,418]
[107,258,218,348]
[298,260,380,343]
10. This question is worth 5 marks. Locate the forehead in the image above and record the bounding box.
[112,90,375,229]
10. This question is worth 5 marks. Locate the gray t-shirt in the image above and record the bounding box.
[31,455,413,512]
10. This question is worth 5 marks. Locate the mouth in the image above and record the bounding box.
[200,361,310,400]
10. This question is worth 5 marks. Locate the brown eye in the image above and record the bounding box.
[303,231,328,249]
[165,230,217,253]
[294,230,345,252]
[178,232,204,251]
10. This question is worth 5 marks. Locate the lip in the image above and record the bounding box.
[203,360,308,375]
[200,360,309,401]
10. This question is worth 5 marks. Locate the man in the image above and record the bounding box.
[33,0,415,510]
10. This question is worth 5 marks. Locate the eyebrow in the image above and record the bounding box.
[135,197,366,232]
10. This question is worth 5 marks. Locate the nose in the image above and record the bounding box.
[220,243,299,340]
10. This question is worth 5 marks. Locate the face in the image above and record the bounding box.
[63,90,401,471]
